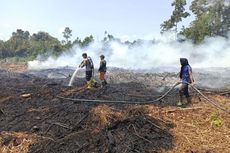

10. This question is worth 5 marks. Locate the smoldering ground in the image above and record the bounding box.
[28,32,230,89]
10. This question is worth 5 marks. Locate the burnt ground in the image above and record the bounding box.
[0,64,230,153]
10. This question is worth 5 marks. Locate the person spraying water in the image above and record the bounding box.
[78,53,95,89]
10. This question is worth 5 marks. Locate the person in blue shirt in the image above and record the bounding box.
[177,58,194,106]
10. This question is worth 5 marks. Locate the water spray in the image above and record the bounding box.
[68,68,79,86]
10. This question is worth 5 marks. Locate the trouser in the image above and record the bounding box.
[99,71,107,86]
[86,70,92,81]
[85,70,93,88]
[178,83,192,104]
[179,83,190,98]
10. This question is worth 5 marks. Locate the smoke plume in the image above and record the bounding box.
[28,32,230,70]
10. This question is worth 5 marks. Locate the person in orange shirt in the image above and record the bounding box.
[98,54,107,87]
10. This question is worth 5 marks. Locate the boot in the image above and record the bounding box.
[177,95,183,106]
[186,96,192,105]
[102,80,107,86]
[100,80,106,88]
[90,78,97,88]
[104,80,107,85]
[86,81,92,89]
[101,81,105,87]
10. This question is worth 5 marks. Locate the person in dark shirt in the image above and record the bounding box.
[98,54,107,87]
[177,58,194,106]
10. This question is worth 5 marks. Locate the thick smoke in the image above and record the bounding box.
[28,32,230,70]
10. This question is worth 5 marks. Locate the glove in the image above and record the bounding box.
[190,81,195,86]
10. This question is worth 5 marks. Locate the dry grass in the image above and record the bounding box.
[158,95,230,153]
[86,95,230,152]
[0,62,27,72]
[27,107,50,113]
[90,104,122,128]
[0,131,37,153]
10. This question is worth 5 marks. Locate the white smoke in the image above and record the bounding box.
[206,0,230,6]
[28,32,230,70]
[28,43,104,69]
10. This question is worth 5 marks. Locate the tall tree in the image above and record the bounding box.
[29,31,62,58]
[62,27,72,44]
[7,29,31,56]
[180,13,212,43]
[182,0,230,43]
[161,0,190,33]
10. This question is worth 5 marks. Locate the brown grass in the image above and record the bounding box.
[89,105,123,129]
[0,131,37,153]
[158,95,230,153]
[0,62,27,72]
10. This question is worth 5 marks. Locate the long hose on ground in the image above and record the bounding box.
[189,83,230,113]
[57,82,230,114]
[57,82,181,104]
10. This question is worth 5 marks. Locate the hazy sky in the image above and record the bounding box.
[0,0,193,41]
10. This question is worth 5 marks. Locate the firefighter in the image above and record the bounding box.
[79,53,94,89]
[177,58,194,106]
[98,54,107,87]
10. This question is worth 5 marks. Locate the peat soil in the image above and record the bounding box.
[0,67,230,153]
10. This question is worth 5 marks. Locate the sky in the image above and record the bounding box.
[0,0,193,41]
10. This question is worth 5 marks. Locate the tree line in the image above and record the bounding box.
[0,28,143,61]
[1,0,230,60]
[0,28,95,60]
[161,0,230,43]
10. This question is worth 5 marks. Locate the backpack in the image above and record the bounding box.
[87,57,94,69]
